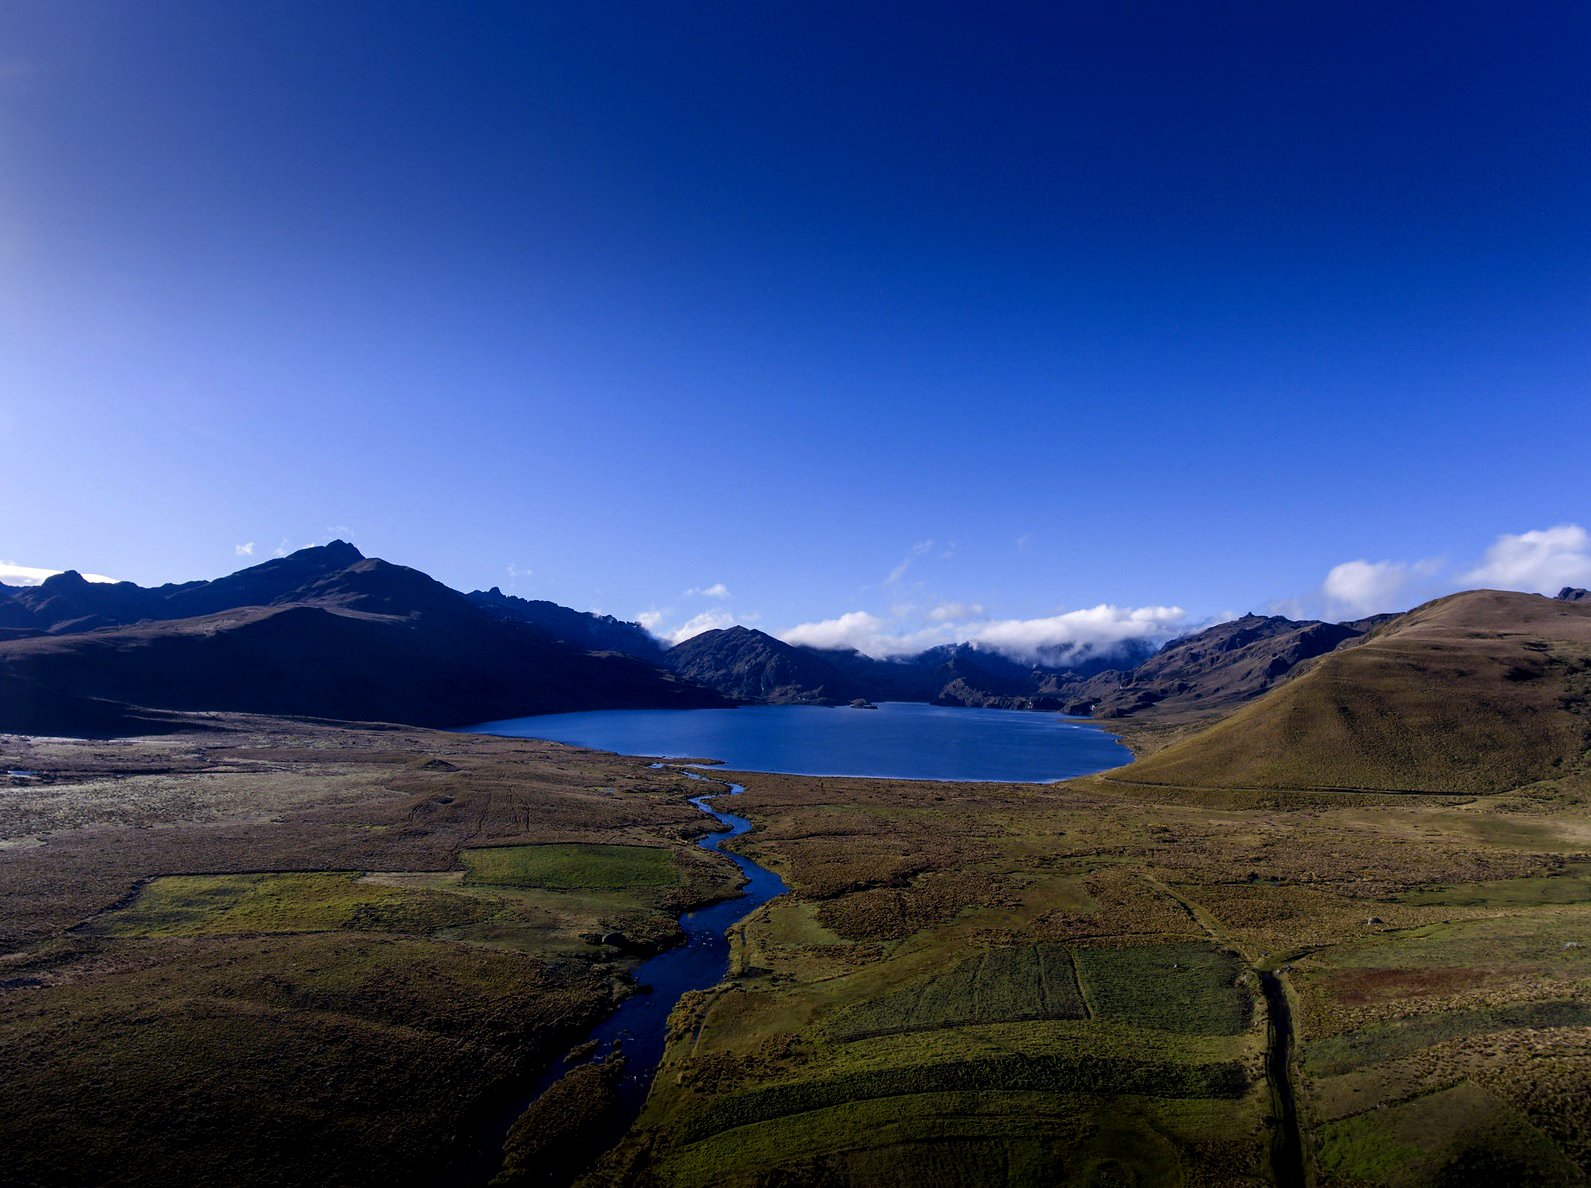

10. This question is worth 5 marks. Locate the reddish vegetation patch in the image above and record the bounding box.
[1322,966,1490,1006]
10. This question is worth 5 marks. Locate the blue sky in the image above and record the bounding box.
[2,3,1588,658]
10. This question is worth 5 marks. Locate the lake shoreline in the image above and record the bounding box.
[462,701,1132,785]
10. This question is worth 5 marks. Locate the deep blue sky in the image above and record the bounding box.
[3,3,1588,655]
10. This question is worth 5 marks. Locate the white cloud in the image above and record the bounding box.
[668,610,738,644]
[685,582,731,599]
[636,610,665,631]
[783,610,884,651]
[779,603,1184,663]
[235,541,255,557]
[965,604,1187,664]
[929,601,985,622]
[1320,558,1441,618]
[0,561,118,586]
[1463,524,1591,594]
[781,611,955,656]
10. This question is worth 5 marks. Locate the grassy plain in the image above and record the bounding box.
[5,593,1591,1188]
[576,729,1591,1187]
[0,719,742,1187]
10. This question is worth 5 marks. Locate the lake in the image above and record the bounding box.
[462,701,1130,782]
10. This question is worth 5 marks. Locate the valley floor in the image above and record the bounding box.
[1,717,1588,1186]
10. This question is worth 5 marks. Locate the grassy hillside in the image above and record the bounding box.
[1110,591,1591,794]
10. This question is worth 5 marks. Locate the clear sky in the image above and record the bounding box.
[3,3,1588,658]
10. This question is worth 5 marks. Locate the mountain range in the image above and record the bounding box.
[664,612,1385,720]
[0,542,718,735]
[7,544,1583,749]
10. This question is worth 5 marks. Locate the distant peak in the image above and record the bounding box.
[1557,586,1590,603]
[40,569,89,589]
[287,540,364,564]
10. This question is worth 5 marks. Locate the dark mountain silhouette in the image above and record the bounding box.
[0,544,721,735]
[2,540,376,635]
[666,627,860,703]
[664,629,1159,708]
[1558,587,1590,603]
[663,611,1392,723]
[1058,613,1370,719]
[466,587,662,658]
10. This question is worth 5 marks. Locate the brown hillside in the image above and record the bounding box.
[1109,590,1591,794]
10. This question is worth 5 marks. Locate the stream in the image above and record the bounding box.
[1259,970,1306,1188]
[453,768,787,1184]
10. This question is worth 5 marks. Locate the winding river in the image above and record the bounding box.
[456,769,786,1184]
[531,770,786,1117]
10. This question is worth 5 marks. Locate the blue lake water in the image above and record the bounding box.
[463,701,1130,783]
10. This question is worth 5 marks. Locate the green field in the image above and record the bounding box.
[671,1053,1250,1147]
[651,1091,1199,1187]
[1074,942,1252,1035]
[1395,862,1591,907]
[1304,999,1591,1077]
[829,944,1086,1040]
[1317,1081,1584,1186]
[461,842,680,890]
[90,872,491,937]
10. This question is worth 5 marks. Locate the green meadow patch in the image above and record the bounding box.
[1317,1080,1582,1186]
[460,843,679,890]
[1304,999,1591,1076]
[88,872,490,938]
[1313,914,1591,974]
[829,944,1086,1041]
[654,1091,1092,1187]
[1074,942,1252,1035]
[1395,862,1591,908]
[671,1053,1250,1146]
[829,941,1252,1042]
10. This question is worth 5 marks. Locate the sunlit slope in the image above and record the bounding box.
[1110,591,1591,793]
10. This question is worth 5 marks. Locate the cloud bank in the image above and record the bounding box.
[1463,524,1591,593]
[965,605,1188,664]
[665,609,738,644]
[782,611,950,656]
[781,603,1187,664]
[1280,522,1591,621]
[0,561,119,586]
[1320,557,1443,619]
